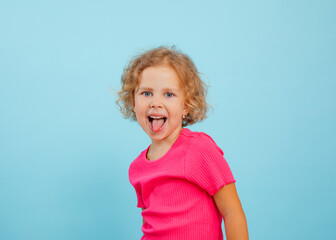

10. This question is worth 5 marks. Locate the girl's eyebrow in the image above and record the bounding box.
[137,87,180,92]
[136,87,153,92]
[162,88,180,92]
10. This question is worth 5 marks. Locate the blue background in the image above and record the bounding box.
[1,0,335,239]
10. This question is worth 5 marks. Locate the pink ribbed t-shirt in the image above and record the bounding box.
[129,128,236,240]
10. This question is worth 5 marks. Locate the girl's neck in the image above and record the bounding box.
[147,128,183,160]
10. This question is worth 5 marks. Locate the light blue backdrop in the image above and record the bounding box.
[1,0,335,239]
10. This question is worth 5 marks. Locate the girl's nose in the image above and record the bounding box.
[150,98,163,108]
[150,102,163,108]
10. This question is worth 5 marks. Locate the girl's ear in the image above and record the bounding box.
[131,91,136,111]
[132,102,136,112]
[182,104,189,116]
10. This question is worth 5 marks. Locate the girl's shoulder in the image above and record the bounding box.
[181,128,221,152]
[181,128,217,144]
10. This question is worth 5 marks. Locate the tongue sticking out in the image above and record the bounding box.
[152,118,165,132]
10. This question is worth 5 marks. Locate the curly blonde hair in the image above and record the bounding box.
[116,46,208,127]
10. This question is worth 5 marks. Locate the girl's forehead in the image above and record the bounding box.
[138,66,183,87]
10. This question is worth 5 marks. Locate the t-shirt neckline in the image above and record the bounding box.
[142,128,187,164]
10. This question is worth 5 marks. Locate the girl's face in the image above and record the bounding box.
[133,65,188,145]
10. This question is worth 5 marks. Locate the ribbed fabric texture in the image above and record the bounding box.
[129,128,236,240]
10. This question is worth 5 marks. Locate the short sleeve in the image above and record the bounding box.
[135,188,145,208]
[184,133,236,196]
[129,160,146,209]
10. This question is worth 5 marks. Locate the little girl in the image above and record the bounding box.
[117,46,248,240]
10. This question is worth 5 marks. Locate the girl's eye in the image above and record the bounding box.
[142,91,152,97]
[165,92,175,98]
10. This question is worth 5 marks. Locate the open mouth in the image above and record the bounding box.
[148,116,167,132]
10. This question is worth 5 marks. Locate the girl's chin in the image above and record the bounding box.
[146,125,183,143]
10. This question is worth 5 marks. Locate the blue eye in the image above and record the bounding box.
[165,92,175,98]
[142,91,152,97]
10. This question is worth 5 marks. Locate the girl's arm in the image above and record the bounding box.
[142,208,146,224]
[213,183,249,240]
